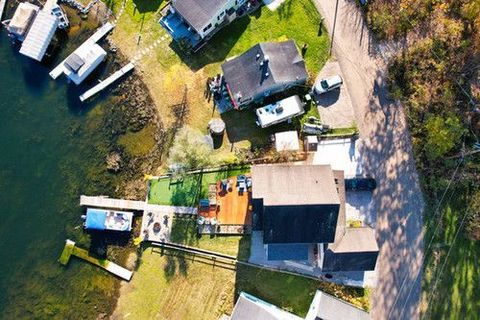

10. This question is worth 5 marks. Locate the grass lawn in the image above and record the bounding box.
[108,0,329,159]
[169,216,251,260]
[422,186,480,319]
[148,166,251,206]
[112,245,369,320]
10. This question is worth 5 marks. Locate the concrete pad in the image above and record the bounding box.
[313,61,356,128]
[312,138,364,177]
[345,190,376,227]
[263,0,287,11]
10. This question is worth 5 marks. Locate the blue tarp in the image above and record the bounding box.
[85,208,107,230]
[267,243,310,261]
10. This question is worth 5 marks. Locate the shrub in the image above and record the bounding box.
[424,114,464,160]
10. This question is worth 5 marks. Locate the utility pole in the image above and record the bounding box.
[329,0,340,56]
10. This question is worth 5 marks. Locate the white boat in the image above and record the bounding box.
[51,4,69,29]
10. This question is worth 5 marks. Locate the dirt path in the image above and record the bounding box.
[313,0,424,319]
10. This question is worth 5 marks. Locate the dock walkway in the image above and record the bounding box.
[59,239,133,281]
[80,195,197,215]
[0,0,7,22]
[49,22,115,79]
[79,62,135,101]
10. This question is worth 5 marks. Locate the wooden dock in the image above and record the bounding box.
[49,22,115,79]
[0,0,7,22]
[79,62,135,101]
[59,239,133,281]
[80,195,146,211]
[80,195,197,215]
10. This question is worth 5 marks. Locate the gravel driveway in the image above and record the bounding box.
[313,61,356,128]
[313,1,425,319]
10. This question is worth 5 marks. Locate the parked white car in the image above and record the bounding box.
[313,75,343,94]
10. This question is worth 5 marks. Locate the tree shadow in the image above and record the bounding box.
[277,0,293,20]
[170,173,203,207]
[351,68,425,319]
[133,0,163,14]
[170,15,251,71]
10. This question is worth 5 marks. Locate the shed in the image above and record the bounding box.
[304,135,318,152]
[274,131,299,152]
[19,10,58,61]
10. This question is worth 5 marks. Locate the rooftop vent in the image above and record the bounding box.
[256,53,261,60]
[264,55,270,62]
[265,72,269,78]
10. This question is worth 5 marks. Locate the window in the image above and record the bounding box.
[203,23,212,32]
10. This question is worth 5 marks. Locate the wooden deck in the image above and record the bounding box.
[199,177,252,226]
[80,195,197,214]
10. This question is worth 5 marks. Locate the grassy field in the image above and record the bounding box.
[422,186,480,319]
[148,166,251,206]
[112,244,369,320]
[108,0,330,157]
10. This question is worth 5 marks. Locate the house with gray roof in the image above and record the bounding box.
[160,0,256,51]
[226,290,370,320]
[250,163,378,273]
[221,40,309,109]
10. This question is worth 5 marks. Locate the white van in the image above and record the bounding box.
[313,75,343,94]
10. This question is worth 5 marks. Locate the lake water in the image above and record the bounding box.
[0,25,122,318]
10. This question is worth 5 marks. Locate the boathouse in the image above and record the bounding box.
[19,9,58,61]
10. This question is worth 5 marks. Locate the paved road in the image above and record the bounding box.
[313,1,425,319]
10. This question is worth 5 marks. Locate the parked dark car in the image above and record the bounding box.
[345,178,377,191]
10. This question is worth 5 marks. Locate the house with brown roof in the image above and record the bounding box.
[250,163,378,273]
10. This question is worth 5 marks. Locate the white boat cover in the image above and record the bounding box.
[19,10,58,61]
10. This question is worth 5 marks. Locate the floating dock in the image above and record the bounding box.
[59,239,133,281]
[79,62,135,101]
[49,22,115,79]
[0,0,7,22]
